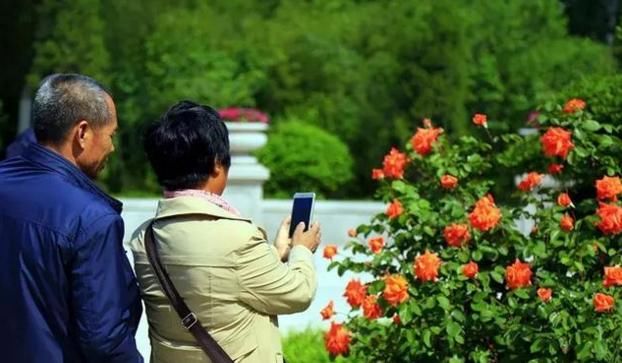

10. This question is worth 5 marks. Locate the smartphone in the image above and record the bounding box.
[288,192,316,238]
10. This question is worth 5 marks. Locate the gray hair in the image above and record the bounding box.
[33,73,112,145]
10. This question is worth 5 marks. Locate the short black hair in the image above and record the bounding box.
[32,73,112,145]
[144,100,231,191]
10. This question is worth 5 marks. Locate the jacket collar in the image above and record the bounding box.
[155,195,251,222]
[22,143,123,213]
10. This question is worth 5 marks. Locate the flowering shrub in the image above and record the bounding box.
[218,107,270,123]
[323,101,622,361]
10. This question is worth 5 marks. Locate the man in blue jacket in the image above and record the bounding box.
[0,74,143,362]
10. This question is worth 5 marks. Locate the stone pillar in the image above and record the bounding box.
[223,122,270,224]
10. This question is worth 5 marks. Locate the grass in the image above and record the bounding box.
[282,328,353,363]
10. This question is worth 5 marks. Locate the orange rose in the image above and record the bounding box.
[541,127,574,159]
[324,322,351,356]
[440,175,458,190]
[386,199,403,219]
[371,168,385,180]
[362,295,382,319]
[382,148,408,179]
[414,250,442,282]
[410,127,443,156]
[548,163,564,174]
[343,279,367,308]
[596,176,622,201]
[560,214,574,232]
[505,259,532,289]
[557,193,573,208]
[468,195,502,232]
[563,98,586,114]
[368,237,385,254]
[383,274,409,306]
[462,261,478,279]
[443,224,471,247]
[472,113,487,127]
[604,266,622,288]
[320,300,334,320]
[537,288,552,302]
[323,245,338,260]
[347,228,357,237]
[596,203,622,235]
[593,293,615,313]
[517,172,543,192]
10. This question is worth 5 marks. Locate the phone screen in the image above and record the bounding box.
[288,195,314,238]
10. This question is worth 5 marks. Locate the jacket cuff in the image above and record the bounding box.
[289,245,314,265]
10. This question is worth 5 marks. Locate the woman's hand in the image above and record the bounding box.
[292,221,321,254]
[274,216,292,261]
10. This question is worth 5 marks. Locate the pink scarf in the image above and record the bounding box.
[163,189,241,217]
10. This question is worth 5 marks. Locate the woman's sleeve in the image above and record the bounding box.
[236,234,317,315]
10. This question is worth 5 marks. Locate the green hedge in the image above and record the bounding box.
[257,120,354,199]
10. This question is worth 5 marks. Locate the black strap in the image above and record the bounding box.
[144,220,234,363]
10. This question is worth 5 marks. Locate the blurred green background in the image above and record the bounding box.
[0,0,620,198]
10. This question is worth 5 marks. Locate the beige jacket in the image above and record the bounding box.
[129,196,317,363]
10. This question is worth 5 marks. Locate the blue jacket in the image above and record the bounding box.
[0,143,143,362]
[5,128,36,159]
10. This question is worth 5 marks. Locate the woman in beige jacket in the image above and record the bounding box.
[129,101,320,363]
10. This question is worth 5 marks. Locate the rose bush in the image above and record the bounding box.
[322,99,622,361]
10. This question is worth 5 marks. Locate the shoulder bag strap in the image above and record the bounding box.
[144,220,234,363]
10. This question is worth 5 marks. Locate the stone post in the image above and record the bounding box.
[223,122,270,224]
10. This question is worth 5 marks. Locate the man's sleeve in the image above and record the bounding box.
[237,234,317,315]
[71,214,143,363]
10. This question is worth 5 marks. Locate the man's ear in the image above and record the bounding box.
[75,120,90,149]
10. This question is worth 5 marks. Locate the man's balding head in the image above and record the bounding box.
[33,73,112,145]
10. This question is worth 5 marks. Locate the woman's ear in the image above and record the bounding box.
[212,160,225,177]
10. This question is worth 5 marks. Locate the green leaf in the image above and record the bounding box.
[391,180,407,192]
[491,271,504,283]
[455,334,464,344]
[594,340,607,359]
[446,320,460,338]
[472,250,483,261]
[514,288,530,299]
[530,338,544,353]
[411,302,422,316]
[598,135,614,148]
[425,296,437,309]
[438,296,451,310]
[498,246,509,256]
[582,120,601,131]
[577,341,593,360]
[573,147,588,158]
[399,301,413,322]
[451,309,465,322]
[423,329,432,348]
[532,241,546,257]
